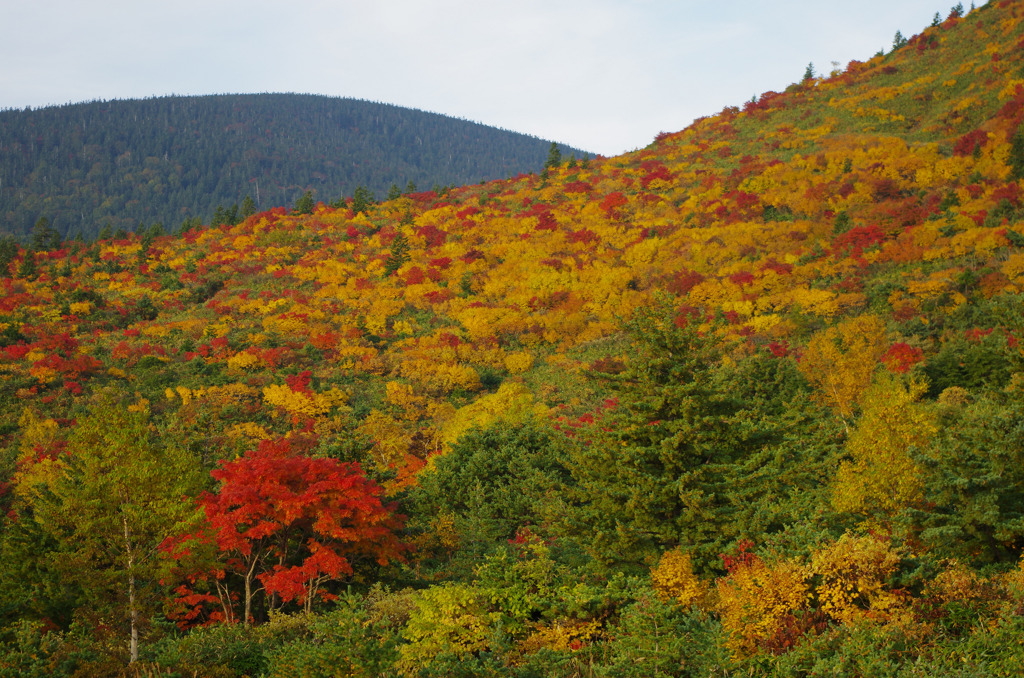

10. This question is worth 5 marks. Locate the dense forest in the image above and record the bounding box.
[2,1,1024,676]
[0,93,590,240]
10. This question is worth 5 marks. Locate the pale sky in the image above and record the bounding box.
[1,1,979,156]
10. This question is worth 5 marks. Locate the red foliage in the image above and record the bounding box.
[403,267,425,286]
[721,539,758,573]
[954,129,989,156]
[182,438,404,616]
[600,191,628,217]
[416,223,447,249]
[665,269,705,296]
[882,342,925,373]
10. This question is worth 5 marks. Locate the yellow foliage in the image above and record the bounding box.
[650,549,708,608]
[832,374,935,519]
[262,384,347,420]
[503,351,534,374]
[926,560,988,605]
[226,351,260,371]
[810,533,905,623]
[715,556,808,659]
[441,381,548,448]
[516,619,602,656]
[798,314,888,423]
[398,584,495,676]
[358,409,412,468]
[225,422,271,444]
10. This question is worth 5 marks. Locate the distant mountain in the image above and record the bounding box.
[0,93,591,239]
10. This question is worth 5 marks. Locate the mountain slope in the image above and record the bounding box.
[1,2,1024,673]
[0,93,590,239]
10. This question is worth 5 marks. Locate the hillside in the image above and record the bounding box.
[2,2,1024,675]
[0,93,590,240]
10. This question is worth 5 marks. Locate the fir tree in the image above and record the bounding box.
[383,228,410,277]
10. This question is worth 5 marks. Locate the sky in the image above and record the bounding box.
[1,1,981,157]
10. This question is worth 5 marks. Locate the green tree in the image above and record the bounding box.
[893,30,908,51]
[27,398,204,663]
[803,62,816,82]
[241,195,257,218]
[351,186,375,215]
[30,217,61,251]
[566,301,835,573]
[909,386,1024,564]
[382,229,410,277]
[386,183,402,201]
[544,143,562,170]
[1009,128,1024,182]
[16,249,37,279]
[293,190,315,215]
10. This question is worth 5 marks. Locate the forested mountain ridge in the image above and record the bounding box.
[2,2,1024,676]
[0,93,590,240]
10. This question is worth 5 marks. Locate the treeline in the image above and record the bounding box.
[0,93,590,240]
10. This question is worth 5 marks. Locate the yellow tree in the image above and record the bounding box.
[798,314,888,428]
[831,374,936,521]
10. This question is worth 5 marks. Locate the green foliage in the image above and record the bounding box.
[544,142,562,170]
[1009,127,1024,182]
[264,595,401,678]
[382,228,410,277]
[567,301,836,573]
[0,94,588,239]
[413,422,571,561]
[293,190,315,216]
[910,386,1024,563]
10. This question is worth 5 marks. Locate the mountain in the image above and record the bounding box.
[0,93,591,239]
[2,2,1024,674]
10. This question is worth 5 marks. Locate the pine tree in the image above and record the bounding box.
[293,190,315,215]
[544,142,562,170]
[893,30,908,51]
[383,228,410,277]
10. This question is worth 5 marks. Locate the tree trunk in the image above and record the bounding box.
[123,514,139,663]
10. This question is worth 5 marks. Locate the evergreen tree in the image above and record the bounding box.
[405,180,418,194]
[30,217,61,251]
[387,183,402,201]
[293,190,315,215]
[0,237,18,275]
[893,30,908,51]
[1009,128,1024,181]
[17,248,38,279]
[383,228,410,276]
[803,62,816,82]
[241,195,256,218]
[544,142,562,170]
[351,186,375,215]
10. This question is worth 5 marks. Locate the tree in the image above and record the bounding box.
[386,183,402,201]
[831,375,936,523]
[174,438,404,624]
[26,398,204,663]
[544,142,562,170]
[803,63,816,82]
[383,228,410,277]
[893,30,908,51]
[30,217,61,251]
[241,195,257,218]
[351,186,375,215]
[1009,127,1024,182]
[293,191,315,215]
[565,300,826,572]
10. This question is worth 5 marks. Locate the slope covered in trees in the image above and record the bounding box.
[2,2,1024,675]
[0,93,590,240]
